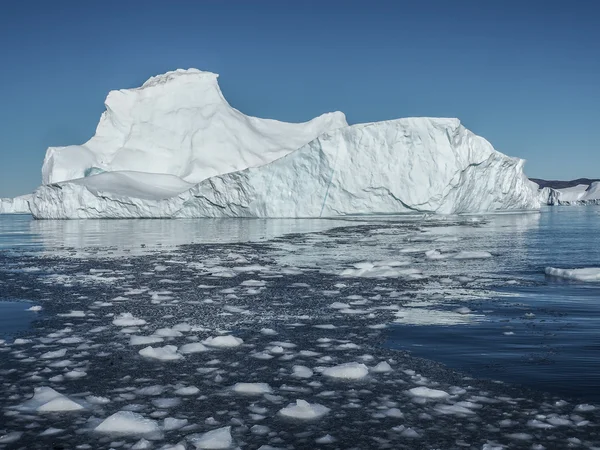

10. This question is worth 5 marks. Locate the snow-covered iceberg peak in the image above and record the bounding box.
[41,68,348,185]
[177,117,540,217]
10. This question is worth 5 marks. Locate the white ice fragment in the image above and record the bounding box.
[179,342,209,354]
[41,348,67,359]
[202,336,243,348]
[132,439,152,450]
[58,310,86,317]
[139,345,183,361]
[130,335,165,346]
[163,417,189,431]
[454,251,492,259]
[292,365,314,378]
[0,432,23,444]
[408,387,450,399]
[95,411,160,436]
[315,434,336,444]
[232,383,273,395]
[174,386,199,396]
[191,426,233,449]
[278,400,330,420]
[27,305,43,312]
[371,361,393,373]
[17,386,84,412]
[113,313,146,327]
[86,395,111,405]
[154,327,183,337]
[322,362,369,380]
[545,267,600,282]
[260,328,277,335]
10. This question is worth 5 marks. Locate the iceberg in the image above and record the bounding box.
[536,181,600,206]
[0,194,31,214]
[30,69,540,219]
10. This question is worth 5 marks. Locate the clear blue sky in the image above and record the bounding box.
[1,0,598,197]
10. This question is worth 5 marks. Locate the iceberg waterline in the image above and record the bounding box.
[16,68,542,218]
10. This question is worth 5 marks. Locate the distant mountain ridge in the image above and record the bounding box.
[530,178,600,190]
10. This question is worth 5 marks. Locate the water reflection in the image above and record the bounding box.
[21,217,359,255]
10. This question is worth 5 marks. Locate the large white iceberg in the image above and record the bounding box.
[30,68,540,219]
[0,194,31,214]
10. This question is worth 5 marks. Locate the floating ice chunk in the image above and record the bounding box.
[329,302,350,309]
[191,426,233,449]
[454,251,492,259]
[154,328,183,337]
[575,404,596,412]
[232,383,273,395]
[202,336,243,348]
[136,385,165,396]
[132,439,152,450]
[174,386,199,396]
[408,387,450,399]
[545,267,600,282]
[322,362,369,380]
[163,417,189,431]
[179,342,209,354]
[371,361,393,373]
[241,279,266,287]
[113,313,146,327]
[315,434,336,444]
[454,306,471,315]
[130,335,165,346]
[260,328,277,335]
[58,310,86,317]
[425,250,450,260]
[65,370,87,379]
[41,348,67,359]
[17,386,84,412]
[86,395,111,405]
[139,345,183,361]
[435,404,475,415]
[152,398,181,408]
[278,400,330,420]
[40,427,64,436]
[0,432,22,444]
[292,365,314,378]
[27,305,42,312]
[341,263,422,279]
[95,411,160,436]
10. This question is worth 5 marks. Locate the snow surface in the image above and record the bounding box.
[0,194,31,214]
[29,68,540,218]
[42,69,346,185]
[545,267,600,282]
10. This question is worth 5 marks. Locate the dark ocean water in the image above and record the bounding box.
[387,206,600,401]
